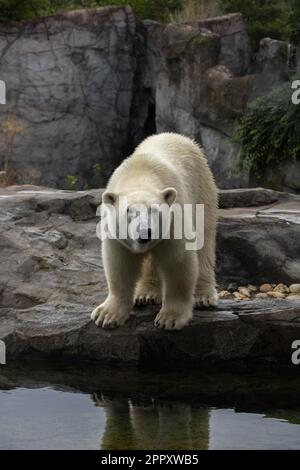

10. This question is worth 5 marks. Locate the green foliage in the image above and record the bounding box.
[66,174,78,190]
[288,0,300,44]
[0,0,48,21]
[0,0,299,42]
[236,81,300,175]
[0,0,181,22]
[94,0,181,20]
[219,0,292,48]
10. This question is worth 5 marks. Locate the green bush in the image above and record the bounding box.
[66,174,78,190]
[0,0,181,22]
[288,0,300,44]
[95,0,181,21]
[0,0,47,21]
[219,0,292,48]
[236,81,300,175]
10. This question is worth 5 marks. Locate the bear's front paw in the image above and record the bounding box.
[91,299,130,329]
[154,308,192,331]
[194,289,218,309]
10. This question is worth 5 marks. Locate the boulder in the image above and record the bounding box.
[1,296,300,366]
[255,38,290,77]
[155,18,288,189]
[0,6,138,189]
[0,186,299,365]
[187,13,251,76]
[217,206,300,286]
[219,187,299,208]
[250,160,300,194]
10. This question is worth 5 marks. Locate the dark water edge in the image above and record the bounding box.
[0,361,300,450]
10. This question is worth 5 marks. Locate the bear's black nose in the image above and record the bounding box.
[137,229,152,244]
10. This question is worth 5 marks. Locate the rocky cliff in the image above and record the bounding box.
[0,6,298,191]
[0,6,138,188]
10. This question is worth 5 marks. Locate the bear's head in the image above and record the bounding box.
[102,187,177,254]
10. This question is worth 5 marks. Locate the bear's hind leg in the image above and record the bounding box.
[134,255,161,305]
[194,240,218,308]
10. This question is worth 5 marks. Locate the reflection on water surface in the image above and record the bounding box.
[0,362,299,450]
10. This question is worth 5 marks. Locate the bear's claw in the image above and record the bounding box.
[154,310,192,331]
[135,294,161,306]
[91,302,129,329]
[194,291,218,309]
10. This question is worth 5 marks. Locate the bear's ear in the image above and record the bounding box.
[162,187,177,205]
[102,191,117,205]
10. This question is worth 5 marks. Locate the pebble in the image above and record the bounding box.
[256,293,268,299]
[260,283,273,293]
[219,290,232,299]
[238,287,251,297]
[290,284,300,295]
[248,285,258,293]
[217,283,299,302]
[233,292,250,301]
[227,282,238,293]
[274,283,289,294]
[267,291,286,299]
[44,230,68,249]
[287,294,300,301]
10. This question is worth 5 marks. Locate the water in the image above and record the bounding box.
[0,362,300,450]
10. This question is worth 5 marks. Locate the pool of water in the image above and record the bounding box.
[0,362,300,450]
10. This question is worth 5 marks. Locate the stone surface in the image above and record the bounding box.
[260,284,273,293]
[0,6,138,189]
[290,285,300,295]
[218,187,298,209]
[250,160,300,194]
[0,9,296,192]
[0,171,5,186]
[0,186,299,365]
[255,38,290,76]
[217,194,300,285]
[1,297,300,366]
[187,13,251,76]
[154,18,288,189]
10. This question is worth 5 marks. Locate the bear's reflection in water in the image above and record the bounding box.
[93,394,209,450]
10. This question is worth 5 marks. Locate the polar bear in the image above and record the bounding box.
[91,132,218,330]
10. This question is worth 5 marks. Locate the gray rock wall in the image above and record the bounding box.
[0,8,297,191]
[152,14,293,189]
[0,6,138,188]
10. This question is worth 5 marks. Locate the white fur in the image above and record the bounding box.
[91,133,218,330]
